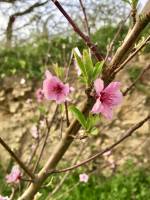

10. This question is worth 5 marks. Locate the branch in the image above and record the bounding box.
[6,0,49,47]
[105,13,130,62]
[0,0,16,2]
[103,13,150,81]
[48,114,150,173]
[79,0,90,36]
[33,105,59,173]
[114,34,150,75]
[51,0,104,61]
[0,137,35,180]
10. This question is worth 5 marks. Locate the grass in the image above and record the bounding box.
[1,161,150,199]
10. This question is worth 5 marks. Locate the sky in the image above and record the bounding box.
[138,0,149,12]
[0,0,149,41]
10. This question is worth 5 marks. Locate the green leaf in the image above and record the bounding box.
[86,115,100,131]
[122,0,131,5]
[90,127,99,136]
[69,106,87,129]
[73,49,87,78]
[93,61,104,80]
[83,49,93,79]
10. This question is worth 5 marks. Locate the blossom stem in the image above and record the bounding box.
[0,137,35,180]
[64,102,70,127]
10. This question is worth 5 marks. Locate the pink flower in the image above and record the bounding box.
[6,166,21,184]
[43,70,70,104]
[79,173,89,183]
[0,195,10,200]
[35,88,44,102]
[91,79,123,119]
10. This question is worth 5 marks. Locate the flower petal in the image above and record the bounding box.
[91,99,101,114]
[104,82,121,93]
[43,78,58,100]
[45,70,52,79]
[100,103,113,120]
[110,91,123,106]
[94,79,104,95]
[63,83,70,95]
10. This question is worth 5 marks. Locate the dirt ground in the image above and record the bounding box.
[0,56,150,175]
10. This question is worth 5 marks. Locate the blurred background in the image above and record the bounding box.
[0,0,150,199]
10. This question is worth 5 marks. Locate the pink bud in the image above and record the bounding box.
[6,166,21,184]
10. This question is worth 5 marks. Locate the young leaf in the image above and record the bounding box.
[90,127,99,136]
[93,61,104,80]
[69,106,87,129]
[83,49,93,78]
[73,49,87,78]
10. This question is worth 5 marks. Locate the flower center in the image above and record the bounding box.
[53,84,63,94]
[100,91,112,105]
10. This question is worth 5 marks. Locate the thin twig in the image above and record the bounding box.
[51,0,104,61]
[64,102,70,126]
[123,64,150,96]
[105,13,130,62]
[33,105,59,173]
[48,114,150,174]
[79,0,90,36]
[114,35,150,75]
[0,137,35,180]
[46,143,86,200]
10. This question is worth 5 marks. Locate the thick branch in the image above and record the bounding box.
[18,96,94,200]
[114,34,150,75]
[103,13,150,81]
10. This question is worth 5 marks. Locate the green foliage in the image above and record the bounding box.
[73,49,104,86]
[50,163,150,200]
[69,106,87,129]
[0,24,130,80]
[122,0,138,7]
[1,162,150,199]
[0,35,85,79]
[92,61,104,80]
[92,25,128,54]
[0,165,11,196]
[69,105,100,135]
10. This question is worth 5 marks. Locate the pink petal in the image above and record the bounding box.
[63,83,70,95]
[91,99,101,114]
[110,91,123,106]
[55,93,66,104]
[43,79,58,100]
[45,70,52,79]
[94,79,104,95]
[100,103,113,120]
[104,82,121,93]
